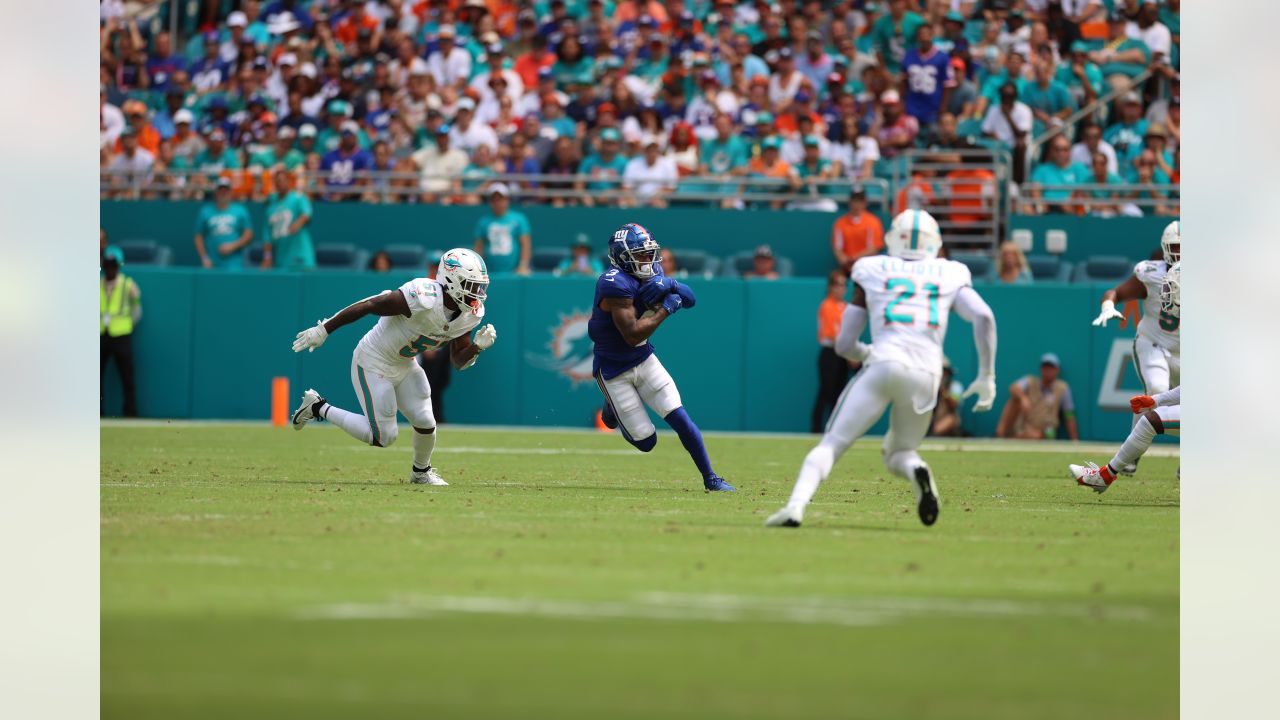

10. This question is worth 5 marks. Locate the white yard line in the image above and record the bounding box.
[294,591,1155,627]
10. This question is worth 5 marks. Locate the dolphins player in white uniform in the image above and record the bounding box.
[288,248,497,486]
[1091,220,1180,471]
[766,209,998,528]
[1072,261,1180,492]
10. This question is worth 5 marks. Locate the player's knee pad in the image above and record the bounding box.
[413,425,436,435]
[375,425,399,447]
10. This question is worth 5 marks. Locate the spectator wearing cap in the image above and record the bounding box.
[414,123,469,202]
[1022,57,1076,134]
[874,90,919,158]
[114,100,162,156]
[555,234,605,277]
[997,353,1079,440]
[194,177,254,269]
[767,47,803,107]
[748,136,799,209]
[191,129,243,185]
[901,23,957,128]
[106,127,156,192]
[577,127,630,199]
[221,11,253,64]
[934,11,971,60]
[190,31,231,93]
[791,135,839,212]
[811,270,854,433]
[1091,12,1151,91]
[261,1,315,31]
[1056,40,1103,109]
[296,123,321,165]
[262,168,316,271]
[197,96,236,140]
[742,244,781,280]
[317,100,366,154]
[1104,91,1150,165]
[1133,124,1176,182]
[320,120,374,202]
[473,183,532,275]
[100,245,142,417]
[427,25,473,90]
[796,30,835,90]
[167,109,206,166]
[622,139,679,208]
[868,0,927,75]
[449,97,500,155]
[831,186,885,270]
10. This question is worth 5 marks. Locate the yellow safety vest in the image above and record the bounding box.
[100,274,135,337]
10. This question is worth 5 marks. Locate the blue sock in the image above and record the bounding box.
[664,407,713,480]
[618,421,657,452]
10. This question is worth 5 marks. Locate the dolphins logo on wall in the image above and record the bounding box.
[525,310,596,384]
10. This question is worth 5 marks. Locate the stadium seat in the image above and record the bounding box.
[531,247,570,273]
[383,244,427,270]
[669,250,721,279]
[722,251,794,278]
[1072,255,1133,283]
[1026,254,1074,282]
[117,239,172,266]
[315,243,368,270]
[950,253,997,282]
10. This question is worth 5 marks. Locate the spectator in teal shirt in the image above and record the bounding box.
[550,36,594,89]
[191,128,242,183]
[1029,137,1089,213]
[577,128,629,198]
[263,169,316,271]
[1056,42,1104,108]
[473,183,532,275]
[194,177,254,269]
[554,235,605,277]
[868,0,926,74]
[700,113,749,176]
[1092,14,1151,85]
[1022,58,1076,135]
[1104,92,1150,164]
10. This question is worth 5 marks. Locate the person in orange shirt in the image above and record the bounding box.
[114,100,161,156]
[334,2,382,47]
[831,186,885,270]
[811,270,858,433]
[748,136,799,208]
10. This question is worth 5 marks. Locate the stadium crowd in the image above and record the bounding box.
[100,0,1179,212]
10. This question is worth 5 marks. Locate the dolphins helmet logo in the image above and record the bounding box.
[525,310,595,384]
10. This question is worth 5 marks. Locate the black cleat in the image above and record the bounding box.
[914,466,939,527]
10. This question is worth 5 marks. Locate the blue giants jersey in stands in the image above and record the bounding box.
[589,268,654,379]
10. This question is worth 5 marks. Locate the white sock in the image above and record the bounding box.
[321,403,373,444]
[786,443,836,511]
[1110,415,1157,472]
[885,450,926,480]
[412,427,437,470]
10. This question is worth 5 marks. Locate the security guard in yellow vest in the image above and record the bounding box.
[101,246,142,417]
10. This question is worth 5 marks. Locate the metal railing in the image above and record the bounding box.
[892,148,1011,250]
[100,168,893,211]
[1024,66,1156,180]
[1012,182,1180,217]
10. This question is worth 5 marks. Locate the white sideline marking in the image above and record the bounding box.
[295,591,1153,627]
[100,420,1178,457]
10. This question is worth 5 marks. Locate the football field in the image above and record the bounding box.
[101,423,1178,719]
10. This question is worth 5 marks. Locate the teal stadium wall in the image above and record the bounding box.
[102,268,1171,443]
[100,201,1172,275]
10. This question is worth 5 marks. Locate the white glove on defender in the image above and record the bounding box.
[1091,300,1124,327]
[961,375,997,412]
[473,324,497,350]
[292,321,329,353]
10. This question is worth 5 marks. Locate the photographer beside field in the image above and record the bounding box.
[996,353,1080,441]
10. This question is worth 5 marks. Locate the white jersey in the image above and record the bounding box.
[354,278,483,377]
[853,255,973,376]
[1133,260,1179,354]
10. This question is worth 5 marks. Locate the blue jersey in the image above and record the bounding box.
[902,47,955,125]
[589,267,655,379]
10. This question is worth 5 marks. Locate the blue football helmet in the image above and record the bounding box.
[608,223,662,279]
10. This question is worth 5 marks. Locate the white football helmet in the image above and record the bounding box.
[1160,220,1180,265]
[1161,261,1180,317]
[437,248,489,314]
[885,209,943,260]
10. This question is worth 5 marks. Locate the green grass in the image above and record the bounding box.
[102,424,1178,719]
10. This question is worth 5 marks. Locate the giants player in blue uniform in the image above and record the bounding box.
[588,223,736,492]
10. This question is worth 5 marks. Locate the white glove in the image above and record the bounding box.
[473,324,496,350]
[292,321,329,353]
[961,375,997,412]
[1091,300,1124,327]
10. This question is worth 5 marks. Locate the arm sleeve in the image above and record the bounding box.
[833,305,871,362]
[1152,386,1180,407]
[952,286,997,378]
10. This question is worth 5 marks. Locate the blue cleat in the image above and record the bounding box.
[704,474,736,492]
[601,402,619,430]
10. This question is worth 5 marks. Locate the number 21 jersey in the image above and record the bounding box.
[852,255,974,375]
